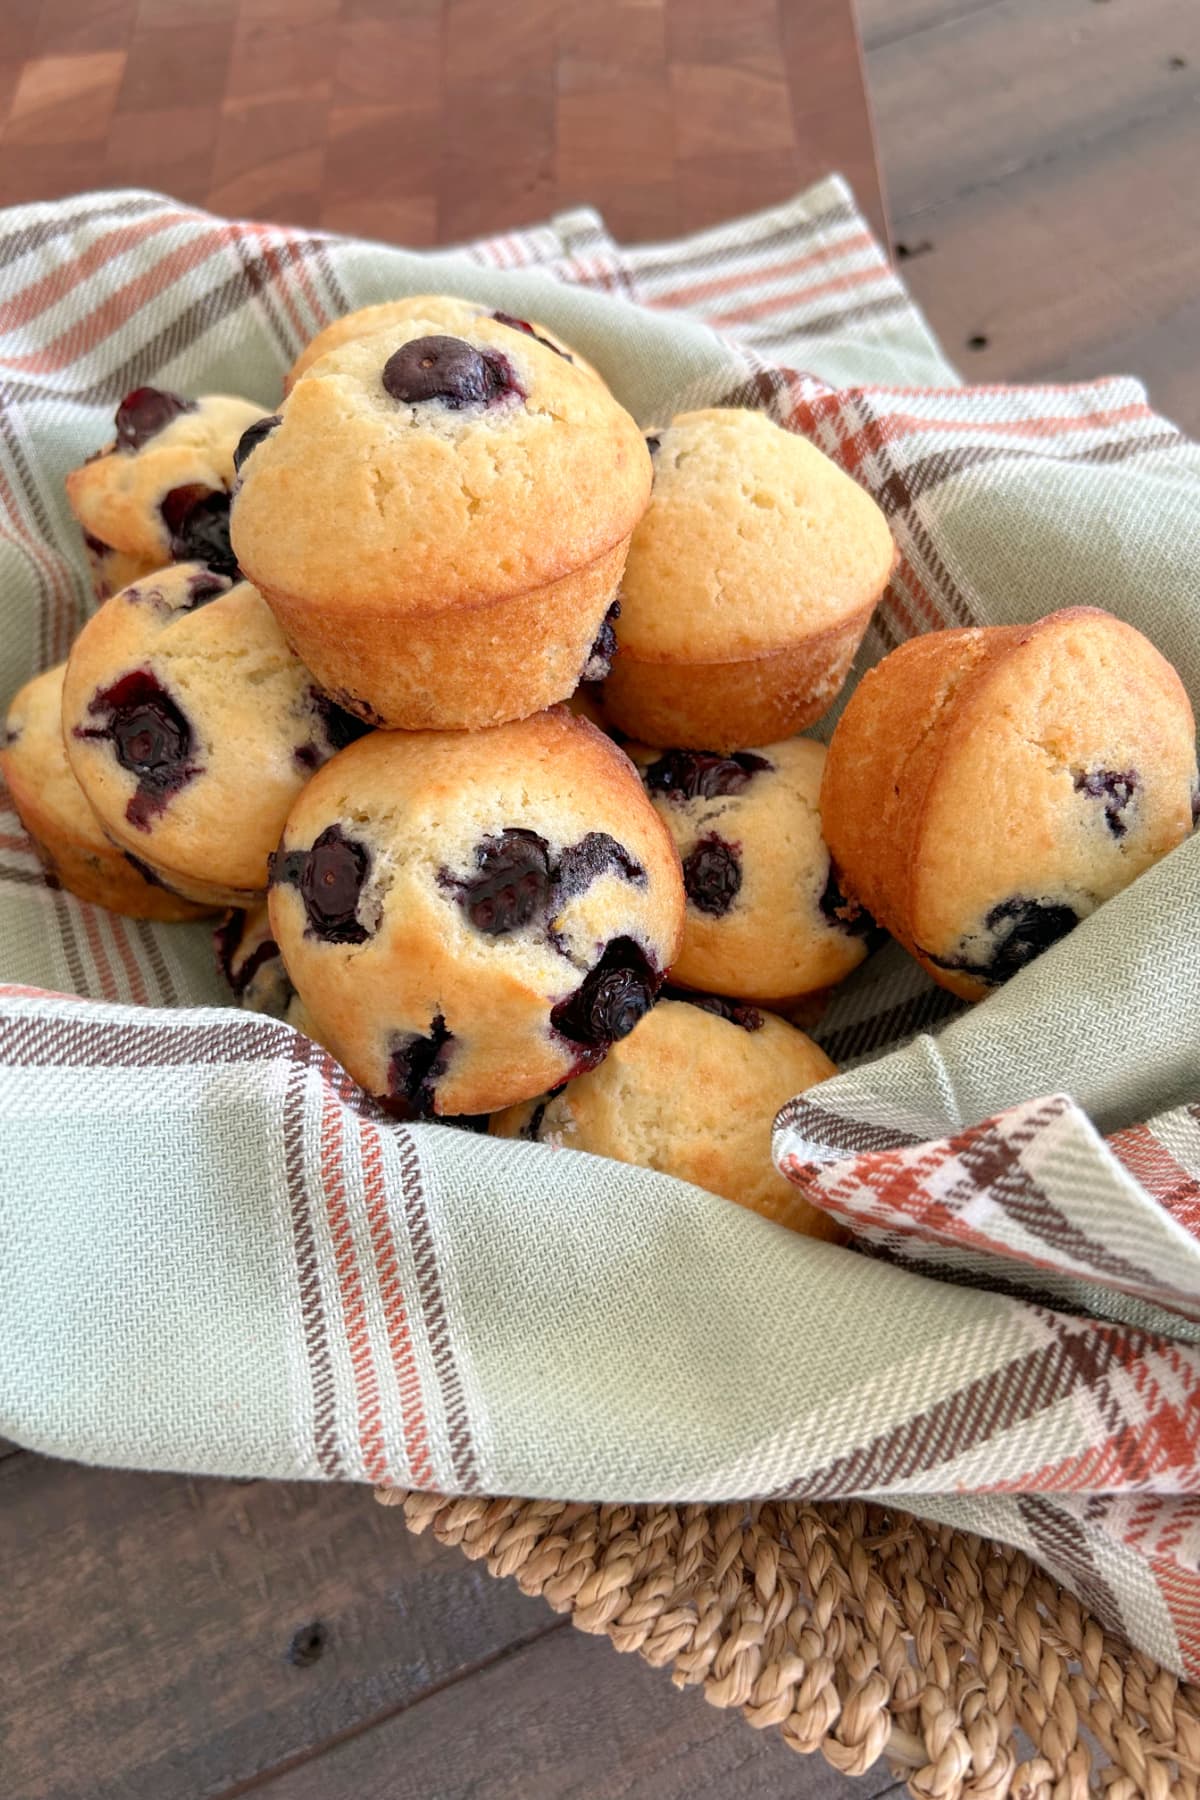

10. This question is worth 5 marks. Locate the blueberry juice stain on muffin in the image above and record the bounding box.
[381,335,523,409]
[73,669,200,830]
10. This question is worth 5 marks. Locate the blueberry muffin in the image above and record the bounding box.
[603,408,896,750]
[821,606,1200,1001]
[66,387,265,576]
[232,316,651,730]
[284,295,601,392]
[1,662,210,920]
[61,563,369,908]
[267,709,685,1117]
[629,737,876,1002]
[491,995,843,1241]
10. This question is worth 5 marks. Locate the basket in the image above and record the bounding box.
[5,185,1200,1800]
[378,1489,1200,1799]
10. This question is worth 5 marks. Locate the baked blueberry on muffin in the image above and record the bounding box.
[61,563,369,908]
[629,736,877,1002]
[267,709,685,1117]
[491,996,843,1240]
[602,408,896,750]
[232,314,651,730]
[1,661,212,921]
[214,901,324,1042]
[81,538,164,603]
[66,387,265,577]
[284,294,601,392]
[821,606,1200,1001]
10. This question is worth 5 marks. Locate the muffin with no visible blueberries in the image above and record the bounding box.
[601,408,896,750]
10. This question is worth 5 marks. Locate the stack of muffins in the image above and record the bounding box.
[5,295,1197,1240]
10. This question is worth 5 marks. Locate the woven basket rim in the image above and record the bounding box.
[378,1488,1200,1800]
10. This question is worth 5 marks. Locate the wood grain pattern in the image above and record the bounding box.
[0,1453,557,1800]
[0,0,886,244]
[255,1618,906,1800]
[861,0,1200,429]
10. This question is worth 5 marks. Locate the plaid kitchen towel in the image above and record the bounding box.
[3,177,1200,1680]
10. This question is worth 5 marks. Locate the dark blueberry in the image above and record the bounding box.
[927,897,1081,987]
[818,864,876,938]
[386,1014,453,1119]
[163,488,238,579]
[213,909,246,991]
[551,937,658,1048]
[682,835,742,917]
[554,831,645,901]
[296,687,374,769]
[328,688,388,728]
[3,724,19,748]
[645,434,661,455]
[81,529,110,557]
[114,387,196,453]
[982,898,1080,981]
[232,413,281,474]
[580,600,621,683]
[293,826,371,944]
[521,1099,549,1142]
[643,749,772,802]
[492,310,573,361]
[1192,783,1200,828]
[75,669,199,830]
[381,335,518,409]
[451,829,552,936]
[660,986,764,1031]
[124,849,185,895]
[1074,767,1138,839]
[212,911,285,1003]
[187,568,232,608]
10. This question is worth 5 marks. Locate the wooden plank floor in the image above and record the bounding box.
[860,0,1200,432]
[6,3,1200,1797]
[0,1442,909,1800]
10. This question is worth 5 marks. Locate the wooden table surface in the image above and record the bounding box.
[5,3,1200,1798]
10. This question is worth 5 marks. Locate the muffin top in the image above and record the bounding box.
[267,709,684,1115]
[61,563,368,896]
[491,996,842,1238]
[232,315,651,615]
[616,408,895,663]
[284,294,600,391]
[65,387,265,565]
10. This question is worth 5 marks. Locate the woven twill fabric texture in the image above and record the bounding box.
[2,179,1200,1713]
